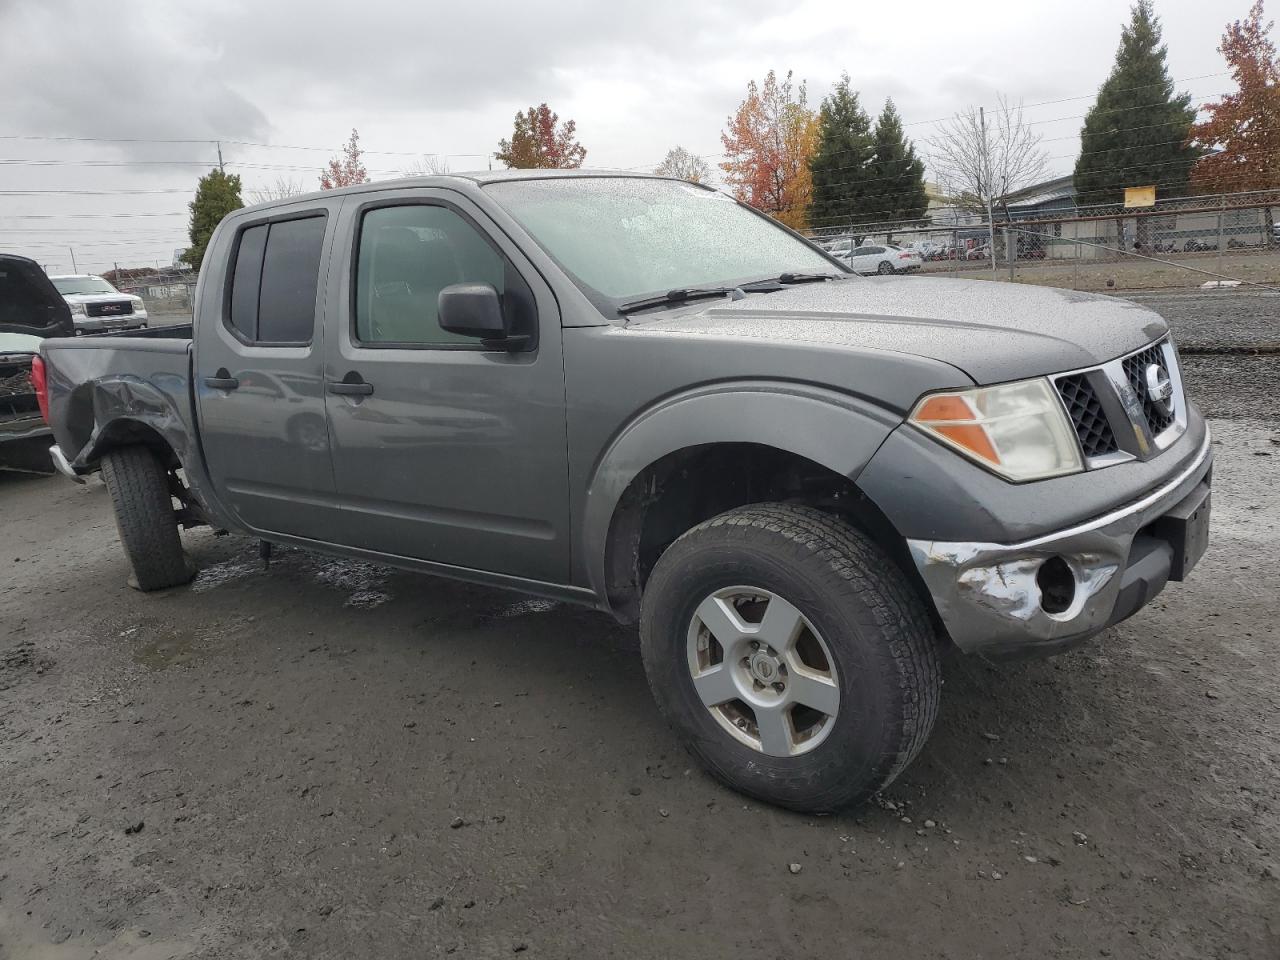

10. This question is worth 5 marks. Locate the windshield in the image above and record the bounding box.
[484,177,840,310]
[51,276,119,296]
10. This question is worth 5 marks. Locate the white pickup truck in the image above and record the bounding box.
[49,274,148,334]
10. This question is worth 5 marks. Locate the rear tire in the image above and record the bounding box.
[639,503,941,812]
[100,446,192,591]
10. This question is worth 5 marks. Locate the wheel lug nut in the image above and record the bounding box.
[773,682,785,693]
[750,641,760,651]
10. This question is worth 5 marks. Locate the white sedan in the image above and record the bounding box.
[824,240,922,275]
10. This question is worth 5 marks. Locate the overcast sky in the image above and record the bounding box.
[0,0,1243,274]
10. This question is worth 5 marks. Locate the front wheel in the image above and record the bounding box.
[877,260,894,275]
[640,503,941,812]
[100,446,192,591]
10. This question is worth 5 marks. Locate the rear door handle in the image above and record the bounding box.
[204,369,239,390]
[328,380,373,396]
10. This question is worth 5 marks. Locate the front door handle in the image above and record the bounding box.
[204,368,239,390]
[328,378,374,397]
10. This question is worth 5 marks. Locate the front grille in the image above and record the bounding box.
[1056,374,1118,458]
[1122,343,1176,435]
[86,300,133,318]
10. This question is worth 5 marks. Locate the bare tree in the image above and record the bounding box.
[927,95,1049,212]
[654,146,712,184]
[248,176,306,205]
[401,154,452,177]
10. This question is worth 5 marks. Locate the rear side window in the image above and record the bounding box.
[227,214,326,344]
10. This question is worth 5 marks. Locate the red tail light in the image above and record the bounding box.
[31,354,50,423]
[899,252,911,259]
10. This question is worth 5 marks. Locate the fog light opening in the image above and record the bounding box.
[1036,556,1076,615]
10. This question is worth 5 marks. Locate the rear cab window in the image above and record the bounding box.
[227,214,327,345]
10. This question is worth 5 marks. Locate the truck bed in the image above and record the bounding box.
[40,333,198,471]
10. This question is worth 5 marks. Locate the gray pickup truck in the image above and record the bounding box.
[38,171,1212,811]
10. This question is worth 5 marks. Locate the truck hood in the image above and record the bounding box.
[62,292,136,305]
[635,276,1169,383]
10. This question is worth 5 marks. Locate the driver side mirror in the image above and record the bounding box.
[438,282,514,345]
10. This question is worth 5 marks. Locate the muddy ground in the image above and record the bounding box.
[2,314,1278,959]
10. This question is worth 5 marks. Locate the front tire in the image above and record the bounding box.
[877,260,894,275]
[100,446,192,591]
[639,503,941,812]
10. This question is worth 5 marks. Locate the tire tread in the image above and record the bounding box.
[100,447,190,591]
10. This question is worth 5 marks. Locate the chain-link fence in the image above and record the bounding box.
[114,271,196,323]
[808,190,1280,292]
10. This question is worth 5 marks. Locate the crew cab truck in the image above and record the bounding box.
[38,172,1212,812]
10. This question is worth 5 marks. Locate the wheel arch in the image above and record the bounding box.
[582,383,916,622]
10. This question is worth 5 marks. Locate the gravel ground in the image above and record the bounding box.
[2,306,1278,959]
[1127,290,1280,353]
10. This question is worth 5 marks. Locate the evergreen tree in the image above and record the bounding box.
[865,99,928,222]
[187,168,243,273]
[1073,0,1197,205]
[807,74,875,230]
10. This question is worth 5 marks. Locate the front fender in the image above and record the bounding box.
[579,380,903,602]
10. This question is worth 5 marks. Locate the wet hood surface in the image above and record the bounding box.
[636,276,1170,383]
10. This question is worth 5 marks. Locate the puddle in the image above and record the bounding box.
[312,558,394,608]
[492,598,560,618]
[130,626,201,671]
[190,557,260,592]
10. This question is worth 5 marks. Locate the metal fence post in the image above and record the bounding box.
[1006,227,1014,281]
[1218,210,1224,273]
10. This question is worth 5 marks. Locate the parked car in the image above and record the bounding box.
[965,244,991,260]
[0,253,73,473]
[830,241,922,275]
[38,172,1211,812]
[49,274,148,333]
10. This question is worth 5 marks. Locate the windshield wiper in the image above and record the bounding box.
[617,272,845,315]
[616,287,739,315]
[745,271,846,287]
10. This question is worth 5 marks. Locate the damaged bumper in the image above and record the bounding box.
[908,432,1212,658]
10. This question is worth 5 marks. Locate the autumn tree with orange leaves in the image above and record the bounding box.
[1189,1,1280,194]
[495,104,587,169]
[320,129,370,190]
[720,71,818,231]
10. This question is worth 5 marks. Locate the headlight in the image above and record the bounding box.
[909,378,1082,482]
[68,302,86,317]
[131,297,147,313]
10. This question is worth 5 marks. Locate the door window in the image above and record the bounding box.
[227,215,327,345]
[354,204,525,346]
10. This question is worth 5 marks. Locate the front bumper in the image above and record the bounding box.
[73,315,147,333]
[908,431,1212,659]
[0,414,50,443]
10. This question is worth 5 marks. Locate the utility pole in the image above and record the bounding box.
[980,106,997,275]
[216,141,224,173]
[69,247,78,273]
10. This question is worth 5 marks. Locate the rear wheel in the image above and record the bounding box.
[640,503,941,812]
[100,446,192,591]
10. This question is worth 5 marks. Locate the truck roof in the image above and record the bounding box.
[238,168,673,214]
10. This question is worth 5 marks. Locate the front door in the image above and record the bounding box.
[195,205,341,536]
[321,190,570,585]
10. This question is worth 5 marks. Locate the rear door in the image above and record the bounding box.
[319,188,571,584]
[850,245,883,274]
[194,202,342,536]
